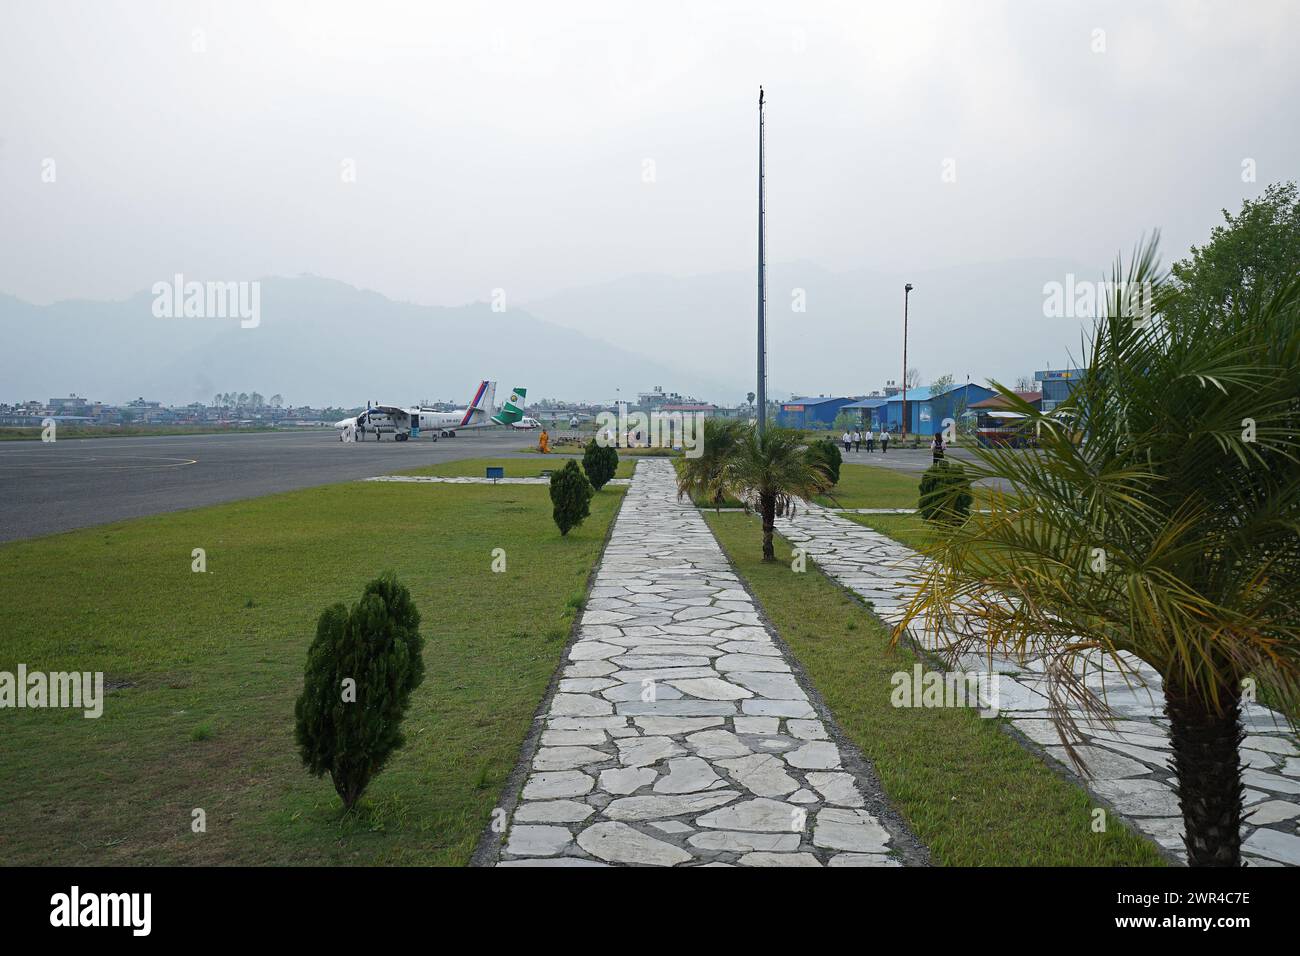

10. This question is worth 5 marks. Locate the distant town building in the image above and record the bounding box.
[636,385,697,411]
[48,394,95,414]
[0,392,356,432]
[660,403,719,417]
[1035,369,1085,412]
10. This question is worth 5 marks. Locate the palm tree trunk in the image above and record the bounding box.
[760,492,776,561]
[1163,677,1244,866]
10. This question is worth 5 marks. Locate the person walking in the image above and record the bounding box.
[931,433,945,463]
[842,430,852,454]
[881,428,889,454]
[853,429,862,453]
[865,428,874,453]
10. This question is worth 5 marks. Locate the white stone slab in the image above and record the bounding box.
[577,822,692,866]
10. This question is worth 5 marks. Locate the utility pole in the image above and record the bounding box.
[902,283,913,440]
[756,86,767,435]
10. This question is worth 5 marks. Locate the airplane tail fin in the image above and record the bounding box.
[491,387,527,425]
[460,380,496,426]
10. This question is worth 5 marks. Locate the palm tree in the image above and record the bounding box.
[678,425,834,561]
[897,236,1300,866]
[676,418,745,509]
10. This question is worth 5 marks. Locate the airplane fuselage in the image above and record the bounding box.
[336,381,523,441]
[411,407,493,433]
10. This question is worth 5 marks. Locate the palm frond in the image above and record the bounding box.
[896,237,1300,759]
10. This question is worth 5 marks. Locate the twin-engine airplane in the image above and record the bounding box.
[335,382,527,441]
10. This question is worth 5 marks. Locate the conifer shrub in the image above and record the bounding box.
[550,459,594,535]
[294,572,425,810]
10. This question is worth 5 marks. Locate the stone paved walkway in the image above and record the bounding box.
[494,459,909,867]
[778,504,1300,867]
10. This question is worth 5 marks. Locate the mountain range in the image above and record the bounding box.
[2,258,1101,407]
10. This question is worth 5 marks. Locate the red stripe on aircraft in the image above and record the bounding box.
[460,381,488,426]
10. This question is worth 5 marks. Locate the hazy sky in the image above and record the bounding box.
[3,0,1297,310]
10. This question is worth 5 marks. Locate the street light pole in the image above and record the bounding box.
[902,283,913,441]
[756,86,767,436]
[963,372,970,443]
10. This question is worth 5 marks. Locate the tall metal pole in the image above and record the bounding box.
[756,86,767,435]
[902,283,912,440]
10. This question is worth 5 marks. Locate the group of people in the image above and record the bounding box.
[840,428,947,462]
[841,429,890,454]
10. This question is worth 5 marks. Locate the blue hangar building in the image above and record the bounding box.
[778,396,857,428]
[845,384,996,436]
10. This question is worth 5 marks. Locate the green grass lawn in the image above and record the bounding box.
[0,479,625,865]
[704,511,1166,866]
[402,456,635,480]
[814,462,921,509]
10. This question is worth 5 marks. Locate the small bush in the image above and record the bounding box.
[807,438,842,486]
[581,438,619,490]
[918,460,973,526]
[294,572,425,811]
[550,460,594,535]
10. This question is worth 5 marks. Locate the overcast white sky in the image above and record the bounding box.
[2,0,1297,309]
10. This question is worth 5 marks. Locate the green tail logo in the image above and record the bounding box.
[491,387,526,425]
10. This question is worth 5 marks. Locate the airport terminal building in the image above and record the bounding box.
[1035,369,1085,412]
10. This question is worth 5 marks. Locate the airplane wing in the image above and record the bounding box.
[359,405,411,427]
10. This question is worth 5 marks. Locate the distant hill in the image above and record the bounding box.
[522,257,1101,397]
[0,277,744,407]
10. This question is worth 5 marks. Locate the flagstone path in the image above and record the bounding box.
[778,504,1300,867]
[493,460,916,867]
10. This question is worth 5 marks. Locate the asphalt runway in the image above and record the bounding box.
[0,433,1015,544]
[837,445,1013,492]
[0,429,543,543]
[837,445,977,474]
